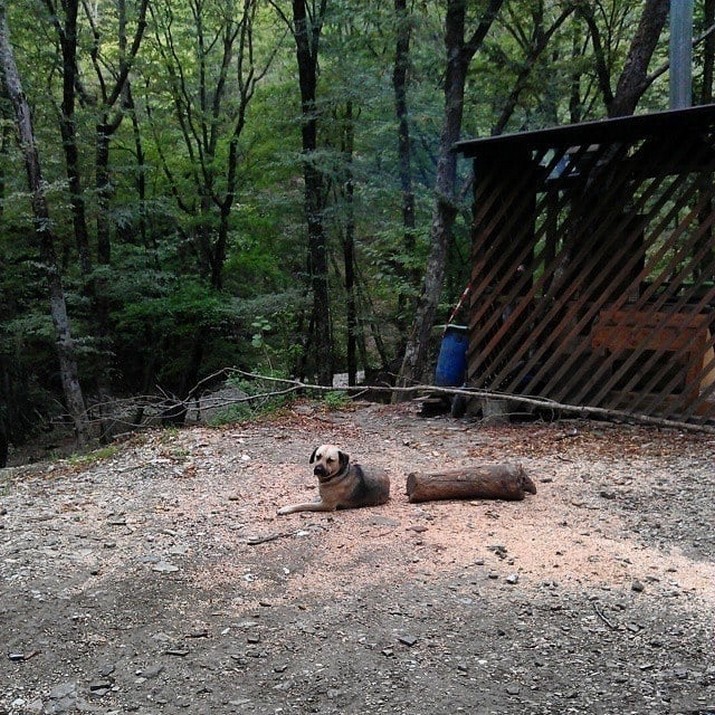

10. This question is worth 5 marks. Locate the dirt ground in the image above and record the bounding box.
[1,401,714,715]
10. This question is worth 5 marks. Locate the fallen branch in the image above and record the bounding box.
[226,370,715,435]
[245,530,299,546]
[60,367,715,436]
[593,602,617,630]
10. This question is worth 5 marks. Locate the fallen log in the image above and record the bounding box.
[406,463,536,503]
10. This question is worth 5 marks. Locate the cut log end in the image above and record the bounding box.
[406,463,536,504]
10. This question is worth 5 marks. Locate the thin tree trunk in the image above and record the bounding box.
[340,100,358,386]
[395,0,504,395]
[126,84,154,262]
[702,0,715,104]
[0,3,88,443]
[45,0,93,277]
[91,0,148,264]
[96,121,115,266]
[291,0,331,385]
[577,0,669,118]
[393,0,418,334]
[608,0,670,117]
[492,5,575,135]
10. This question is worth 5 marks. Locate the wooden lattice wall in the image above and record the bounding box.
[456,105,715,425]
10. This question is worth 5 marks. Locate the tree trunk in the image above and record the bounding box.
[96,121,115,266]
[0,5,88,443]
[406,464,537,503]
[395,0,504,397]
[492,5,575,135]
[340,100,358,386]
[292,0,331,386]
[702,0,715,104]
[608,0,670,117]
[126,84,153,261]
[393,0,418,334]
[48,0,93,277]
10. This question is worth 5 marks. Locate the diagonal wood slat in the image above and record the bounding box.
[457,106,715,425]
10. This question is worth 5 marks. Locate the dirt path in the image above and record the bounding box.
[1,402,714,714]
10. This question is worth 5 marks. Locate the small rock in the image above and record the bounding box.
[142,663,165,679]
[487,544,508,559]
[506,573,519,585]
[398,634,418,647]
[49,682,77,700]
[187,629,209,639]
[370,516,400,528]
[631,580,645,593]
[152,561,179,573]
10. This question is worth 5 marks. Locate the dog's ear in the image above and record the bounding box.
[309,446,320,464]
[338,450,350,471]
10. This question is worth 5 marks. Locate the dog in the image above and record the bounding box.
[277,444,390,514]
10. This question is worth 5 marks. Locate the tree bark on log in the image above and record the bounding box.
[406,463,536,503]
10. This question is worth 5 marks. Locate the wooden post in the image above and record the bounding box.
[406,463,536,503]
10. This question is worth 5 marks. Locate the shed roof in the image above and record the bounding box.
[454,103,715,157]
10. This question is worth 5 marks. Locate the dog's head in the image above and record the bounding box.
[309,444,349,482]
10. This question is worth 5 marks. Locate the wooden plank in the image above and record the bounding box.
[592,310,710,353]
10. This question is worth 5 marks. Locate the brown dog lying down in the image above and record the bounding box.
[277,444,390,514]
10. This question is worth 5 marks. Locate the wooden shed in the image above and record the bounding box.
[455,104,715,425]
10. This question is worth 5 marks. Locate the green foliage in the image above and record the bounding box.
[322,390,351,411]
[0,0,686,446]
[208,369,295,426]
[68,445,120,467]
[110,277,242,390]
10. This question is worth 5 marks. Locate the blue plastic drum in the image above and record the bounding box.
[434,325,468,387]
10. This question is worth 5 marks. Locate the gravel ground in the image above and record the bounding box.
[1,401,714,715]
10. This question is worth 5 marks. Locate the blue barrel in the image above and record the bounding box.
[435,325,468,387]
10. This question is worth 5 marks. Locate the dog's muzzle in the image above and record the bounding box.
[314,465,327,476]
[314,464,336,483]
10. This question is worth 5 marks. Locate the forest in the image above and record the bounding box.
[0,0,713,462]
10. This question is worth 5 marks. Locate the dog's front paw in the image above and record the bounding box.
[276,506,291,516]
